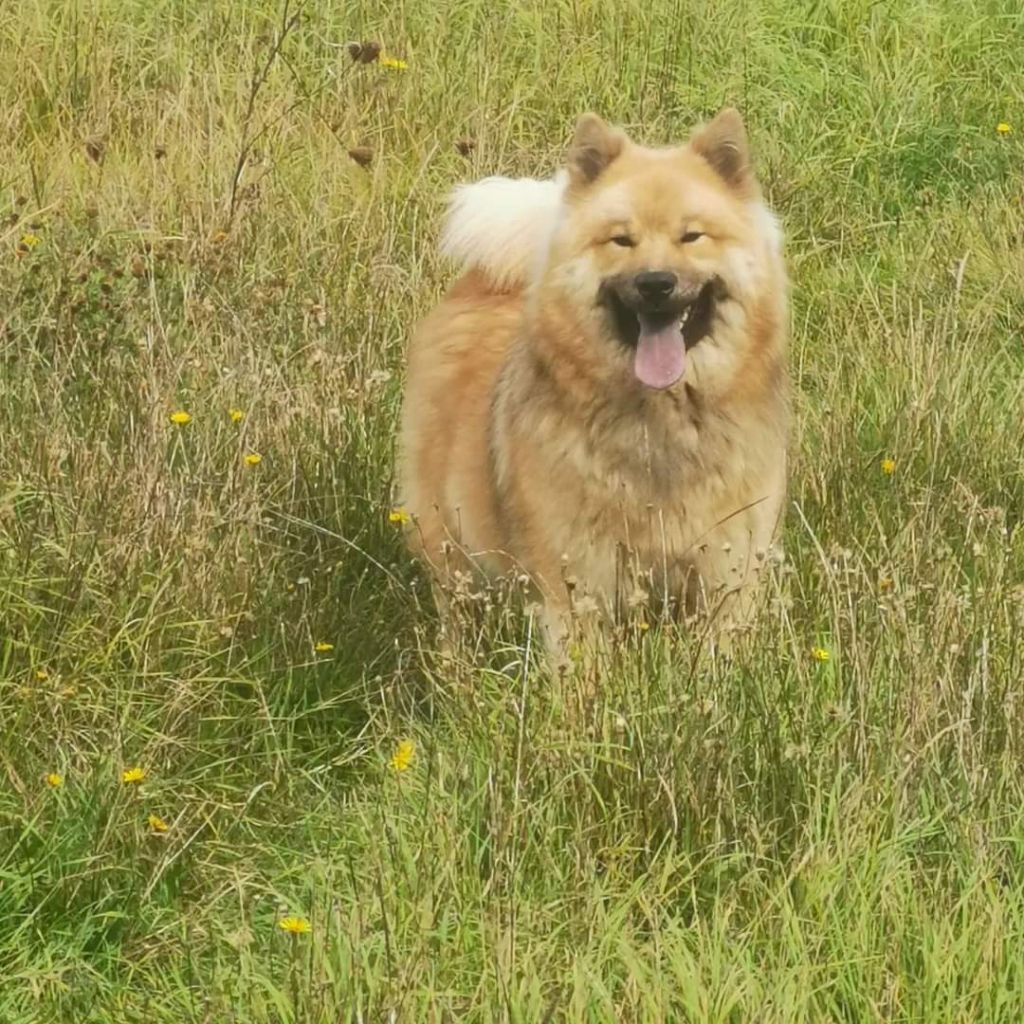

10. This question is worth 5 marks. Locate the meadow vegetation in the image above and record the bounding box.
[1,0,1023,1020]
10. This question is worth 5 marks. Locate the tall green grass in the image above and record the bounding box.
[1,0,1023,1019]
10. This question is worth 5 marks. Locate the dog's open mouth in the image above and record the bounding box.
[602,282,717,390]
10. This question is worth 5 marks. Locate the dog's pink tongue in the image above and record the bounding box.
[634,316,686,390]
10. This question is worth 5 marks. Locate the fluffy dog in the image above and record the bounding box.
[399,109,788,658]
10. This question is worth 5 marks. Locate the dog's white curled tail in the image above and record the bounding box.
[440,173,566,290]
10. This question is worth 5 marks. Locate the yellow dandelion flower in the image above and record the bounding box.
[229,408,244,423]
[637,621,650,632]
[388,507,411,525]
[810,646,830,663]
[147,813,169,833]
[389,738,415,772]
[880,458,896,475]
[35,669,49,681]
[243,452,262,466]
[279,916,311,934]
[122,766,147,784]
[19,233,41,250]
[169,410,192,425]
[314,641,334,653]
[379,55,408,70]
[879,576,893,591]
[46,772,63,788]
[996,122,1011,135]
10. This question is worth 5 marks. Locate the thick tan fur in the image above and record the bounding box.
[399,109,789,657]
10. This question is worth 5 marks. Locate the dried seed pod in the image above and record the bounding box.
[347,40,382,63]
[84,135,106,163]
[347,146,373,168]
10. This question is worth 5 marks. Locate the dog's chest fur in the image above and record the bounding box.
[493,338,785,602]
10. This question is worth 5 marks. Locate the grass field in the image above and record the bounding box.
[2,0,1024,1020]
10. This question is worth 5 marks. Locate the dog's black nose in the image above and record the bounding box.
[634,271,677,301]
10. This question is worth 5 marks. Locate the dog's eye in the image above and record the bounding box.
[680,230,705,244]
[609,235,636,247]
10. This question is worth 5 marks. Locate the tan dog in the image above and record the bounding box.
[399,109,788,660]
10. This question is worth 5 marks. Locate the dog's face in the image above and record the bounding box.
[541,110,780,391]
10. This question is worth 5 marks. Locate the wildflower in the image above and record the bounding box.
[879,576,893,591]
[279,916,312,934]
[880,458,896,475]
[637,621,650,632]
[389,738,415,773]
[810,647,830,663]
[147,813,169,833]
[243,452,262,466]
[229,408,244,423]
[996,122,1012,135]
[122,766,146,784]
[314,641,334,653]
[46,773,63,788]
[19,233,41,250]
[35,669,49,681]
[379,55,408,70]
[388,507,411,525]
[169,410,192,425]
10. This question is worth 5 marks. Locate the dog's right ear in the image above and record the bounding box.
[567,114,625,185]
[689,108,757,196]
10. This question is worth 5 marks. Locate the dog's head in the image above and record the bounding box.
[539,109,783,391]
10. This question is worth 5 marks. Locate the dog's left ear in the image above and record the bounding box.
[690,108,757,195]
[567,113,626,186]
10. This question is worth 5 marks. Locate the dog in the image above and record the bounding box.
[399,108,789,662]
